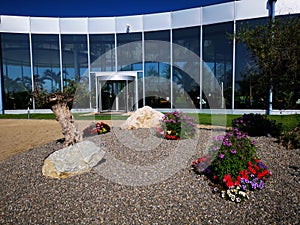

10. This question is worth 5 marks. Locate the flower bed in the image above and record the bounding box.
[192,127,272,203]
[82,122,110,138]
[157,111,197,140]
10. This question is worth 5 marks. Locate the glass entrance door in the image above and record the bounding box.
[98,80,135,112]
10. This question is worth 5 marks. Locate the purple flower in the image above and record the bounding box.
[213,146,220,151]
[258,180,265,189]
[241,185,247,191]
[231,149,237,154]
[219,154,225,159]
[252,141,256,145]
[250,181,258,189]
[213,187,219,192]
[222,141,232,147]
[258,162,268,169]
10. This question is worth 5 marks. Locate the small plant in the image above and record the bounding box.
[232,113,282,137]
[192,128,272,203]
[83,122,110,138]
[279,123,300,149]
[158,111,197,140]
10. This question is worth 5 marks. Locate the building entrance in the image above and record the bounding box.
[95,71,139,113]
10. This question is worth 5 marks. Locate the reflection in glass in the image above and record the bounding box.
[32,34,61,99]
[144,30,170,108]
[235,18,268,109]
[203,22,233,109]
[61,34,88,86]
[117,33,142,71]
[1,33,32,109]
[90,34,115,72]
[173,26,200,109]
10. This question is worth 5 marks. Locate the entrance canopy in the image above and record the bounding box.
[94,71,140,81]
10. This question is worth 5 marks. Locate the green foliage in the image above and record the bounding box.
[192,128,271,203]
[209,128,257,180]
[279,123,300,149]
[32,79,78,109]
[234,16,300,109]
[232,113,282,137]
[158,111,197,140]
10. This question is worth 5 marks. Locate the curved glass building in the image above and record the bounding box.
[0,0,299,114]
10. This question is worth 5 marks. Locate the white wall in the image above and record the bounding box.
[1,1,299,34]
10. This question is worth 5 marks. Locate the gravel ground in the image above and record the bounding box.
[0,128,299,224]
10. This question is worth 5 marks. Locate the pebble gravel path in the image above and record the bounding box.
[0,128,299,224]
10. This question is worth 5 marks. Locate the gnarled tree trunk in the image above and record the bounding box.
[49,94,82,146]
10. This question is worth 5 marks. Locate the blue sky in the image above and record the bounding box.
[0,0,233,17]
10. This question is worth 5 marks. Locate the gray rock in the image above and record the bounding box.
[42,141,105,178]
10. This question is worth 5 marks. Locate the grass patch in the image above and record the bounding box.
[0,113,129,121]
[0,112,299,132]
[267,114,300,131]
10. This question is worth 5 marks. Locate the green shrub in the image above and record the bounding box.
[279,123,300,149]
[232,113,282,137]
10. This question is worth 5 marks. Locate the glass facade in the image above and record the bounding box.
[61,34,88,86]
[203,22,233,109]
[144,30,171,108]
[235,17,269,109]
[1,33,31,109]
[172,26,200,109]
[117,32,142,71]
[32,34,60,96]
[0,3,299,113]
[89,34,115,72]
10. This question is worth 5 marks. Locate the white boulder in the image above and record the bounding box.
[120,106,164,129]
[42,141,105,179]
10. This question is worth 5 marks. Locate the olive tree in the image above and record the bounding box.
[33,79,82,146]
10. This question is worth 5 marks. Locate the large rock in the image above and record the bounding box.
[121,106,164,129]
[42,141,105,179]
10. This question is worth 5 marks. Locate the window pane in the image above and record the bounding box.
[173,26,200,109]
[144,30,171,108]
[61,34,88,86]
[235,17,269,109]
[32,34,61,101]
[117,32,142,71]
[203,22,233,109]
[90,34,115,72]
[1,33,32,109]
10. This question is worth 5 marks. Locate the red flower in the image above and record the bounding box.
[248,166,256,175]
[254,165,260,171]
[248,161,253,167]
[197,158,204,163]
[239,170,249,179]
[223,174,234,188]
[257,169,270,179]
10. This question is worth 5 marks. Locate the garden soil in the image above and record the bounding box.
[0,119,220,162]
[0,119,125,162]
